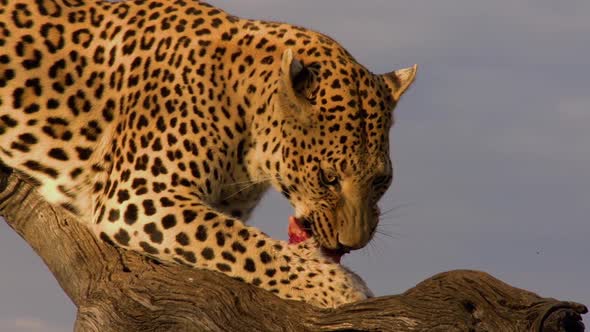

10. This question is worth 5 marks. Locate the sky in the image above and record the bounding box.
[1,0,589,330]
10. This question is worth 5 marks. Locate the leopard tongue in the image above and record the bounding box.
[288,216,343,264]
[288,216,310,244]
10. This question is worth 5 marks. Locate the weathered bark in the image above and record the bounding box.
[0,167,586,332]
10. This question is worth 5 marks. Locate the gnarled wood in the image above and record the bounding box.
[0,168,587,331]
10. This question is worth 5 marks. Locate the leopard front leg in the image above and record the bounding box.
[93,195,371,308]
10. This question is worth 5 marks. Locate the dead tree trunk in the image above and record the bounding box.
[0,167,586,331]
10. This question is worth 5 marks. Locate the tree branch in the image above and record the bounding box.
[0,168,586,331]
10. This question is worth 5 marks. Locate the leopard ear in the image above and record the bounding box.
[381,64,418,100]
[277,49,315,123]
[280,49,318,99]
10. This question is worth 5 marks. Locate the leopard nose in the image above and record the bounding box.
[336,214,373,250]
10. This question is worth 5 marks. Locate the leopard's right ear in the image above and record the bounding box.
[381,64,418,101]
[276,49,315,124]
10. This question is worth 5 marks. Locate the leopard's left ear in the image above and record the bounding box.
[276,48,315,124]
[381,64,418,100]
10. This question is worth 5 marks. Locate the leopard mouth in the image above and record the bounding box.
[288,216,348,263]
[300,218,313,237]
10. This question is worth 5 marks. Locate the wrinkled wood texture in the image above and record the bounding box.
[0,168,587,331]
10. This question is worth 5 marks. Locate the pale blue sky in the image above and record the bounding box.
[1,0,588,330]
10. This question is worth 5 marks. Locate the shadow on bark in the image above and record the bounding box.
[0,168,586,331]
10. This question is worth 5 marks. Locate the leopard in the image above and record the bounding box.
[0,0,417,308]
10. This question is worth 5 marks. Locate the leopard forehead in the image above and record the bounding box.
[273,60,396,177]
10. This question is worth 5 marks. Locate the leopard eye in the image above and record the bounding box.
[319,169,339,188]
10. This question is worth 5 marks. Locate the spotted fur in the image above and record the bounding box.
[0,0,416,308]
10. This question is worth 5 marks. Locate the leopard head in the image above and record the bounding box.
[265,48,417,253]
